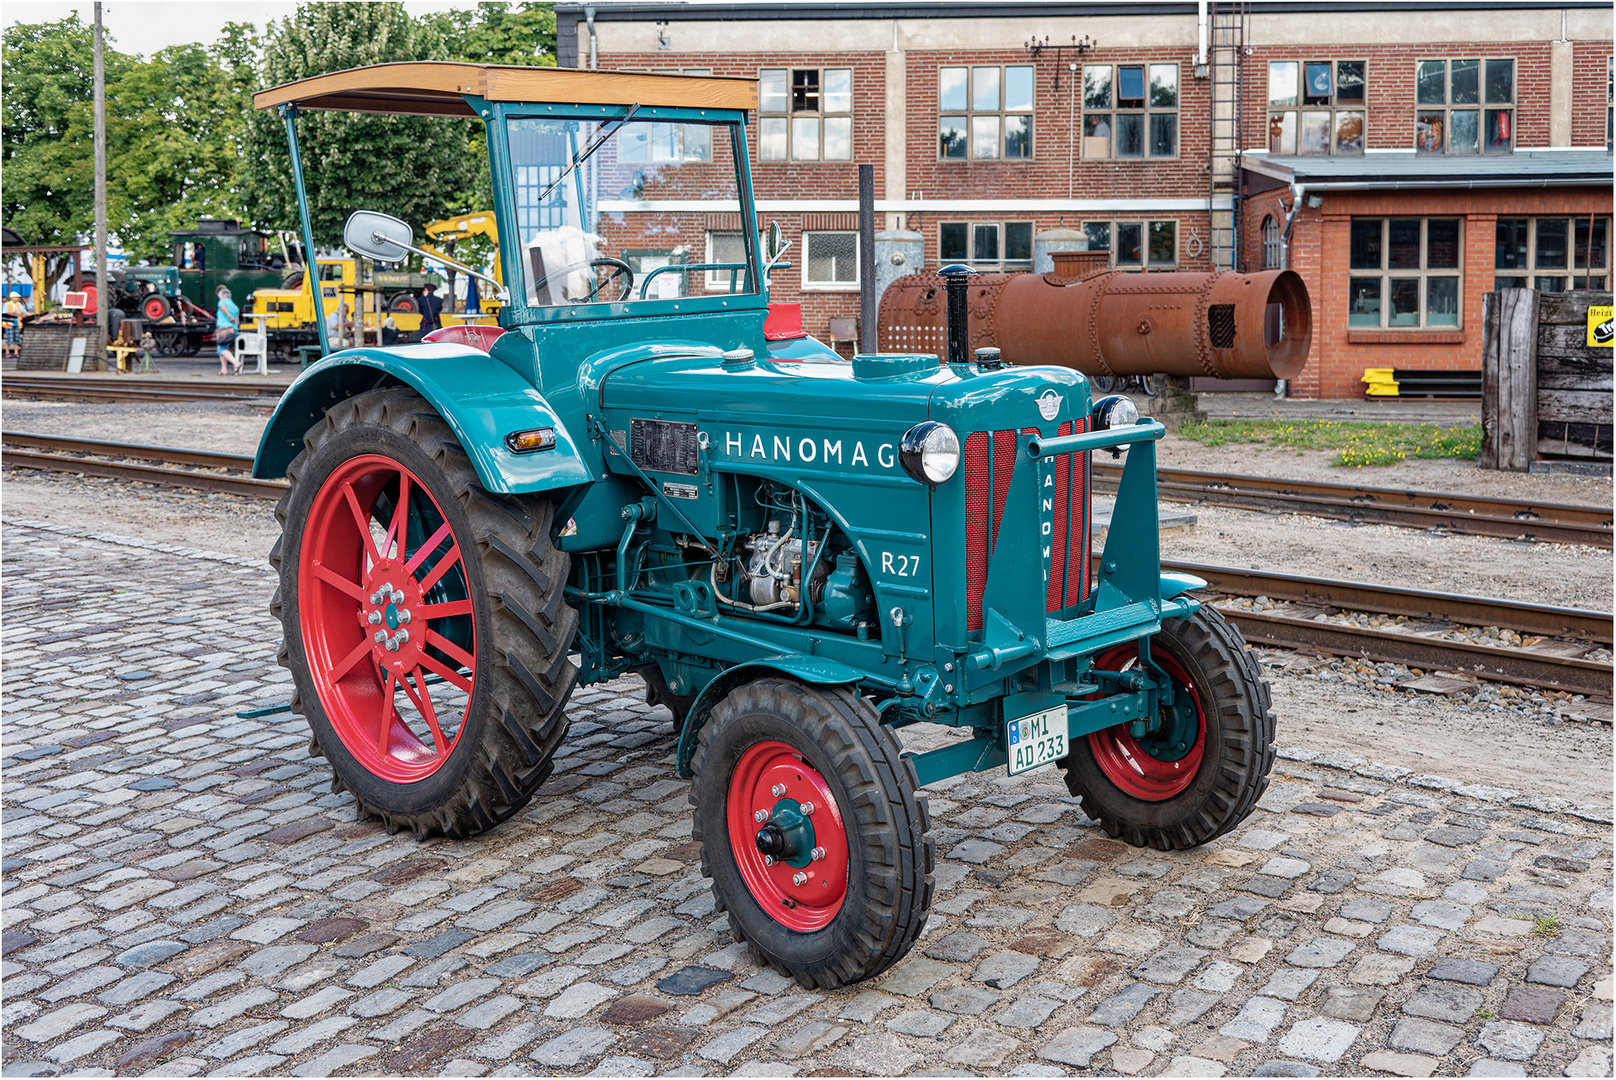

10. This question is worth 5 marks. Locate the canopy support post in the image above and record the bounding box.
[281,103,330,356]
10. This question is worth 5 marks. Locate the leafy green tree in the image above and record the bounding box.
[240,1,485,246]
[1,15,122,283]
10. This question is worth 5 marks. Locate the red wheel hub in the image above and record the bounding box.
[727,740,850,932]
[298,455,477,783]
[1087,645,1207,801]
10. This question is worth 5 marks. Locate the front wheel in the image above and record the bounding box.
[1061,606,1274,850]
[691,680,933,989]
[270,388,579,838]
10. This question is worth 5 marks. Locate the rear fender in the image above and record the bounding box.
[252,344,598,495]
[674,656,865,778]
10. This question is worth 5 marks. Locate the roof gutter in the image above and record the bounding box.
[585,5,598,69]
[1279,183,1306,271]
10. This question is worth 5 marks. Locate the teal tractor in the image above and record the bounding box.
[253,63,1276,989]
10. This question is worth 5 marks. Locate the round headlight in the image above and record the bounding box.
[1090,394,1139,431]
[899,421,961,486]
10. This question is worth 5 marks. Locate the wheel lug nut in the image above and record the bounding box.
[763,855,774,866]
[374,630,388,644]
[753,809,769,823]
[394,628,409,645]
[810,846,826,861]
[800,801,814,815]
[398,609,411,624]
[391,590,405,604]
[771,784,787,797]
[368,611,383,625]
[792,872,807,886]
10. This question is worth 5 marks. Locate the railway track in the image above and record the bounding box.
[2,376,286,406]
[4,432,1610,698]
[1094,462,1613,548]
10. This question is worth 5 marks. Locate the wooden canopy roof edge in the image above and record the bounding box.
[253,61,756,117]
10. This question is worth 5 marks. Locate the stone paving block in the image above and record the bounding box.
[886,1008,954,1037]
[1402,982,1483,1023]
[1286,937,1355,968]
[1390,1017,1464,1055]
[973,952,1040,989]
[1221,996,1288,1041]
[1350,953,1417,985]
[1377,926,1445,957]
[831,1031,920,1075]
[1572,1004,1612,1039]
[1566,1047,1614,1077]
[546,981,616,1019]
[1476,1020,1545,1060]
[1322,986,1385,1022]
[1500,985,1564,1025]
[993,995,1062,1029]
[1359,1050,1439,1077]
[931,985,1001,1016]
[1088,982,1160,1026]
[200,1021,290,1059]
[1134,946,1209,985]
[944,1027,1020,1068]
[1426,958,1498,985]
[1037,1026,1116,1067]
[288,1044,377,1077]
[1526,955,1590,987]
[1277,1017,1360,1063]
[1260,967,1319,1001]
[1158,1055,1229,1076]
[875,957,956,996]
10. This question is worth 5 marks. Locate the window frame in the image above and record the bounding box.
[1494,215,1612,292]
[1080,62,1181,160]
[938,63,1036,161]
[704,230,748,290]
[1266,59,1366,155]
[758,66,853,163]
[1081,219,1179,269]
[1347,217,1465,330]
[1261,215,1283,269]
[801,230,860,290]
[936,220,1035,268]
[1414,57,1515,155]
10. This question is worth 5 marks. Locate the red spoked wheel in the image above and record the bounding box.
[1085,645,1206,802]
[691,679,934,989]
[298,454,475,783]
[726,740,850,932]
[1061,608,1275,851]
[272,387,580,839]
[142,294,171,322]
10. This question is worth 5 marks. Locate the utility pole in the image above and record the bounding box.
[93,1,108,366]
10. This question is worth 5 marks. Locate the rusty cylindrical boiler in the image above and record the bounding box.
[876,251,1312,381]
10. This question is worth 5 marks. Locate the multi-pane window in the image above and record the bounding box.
[1262,215,1282,268]
[1082,221,1177,268]
[803,232,858,288]
[1082,64,1179,158]
[1415,59,1514,154]
[1495,217,1611,291]
[621,68,713,163]
[759,68,852,161]
[1607,56,1613,152]
[1268,60,1365,154]
[1348,218,1463,328]
[705,231,747,290]
[939,65,1034,159]
[938,221,1033,268]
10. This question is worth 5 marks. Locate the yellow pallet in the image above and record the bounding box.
[1362,368,1399,396]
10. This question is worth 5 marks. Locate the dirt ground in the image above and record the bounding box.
[3,401,1610,804]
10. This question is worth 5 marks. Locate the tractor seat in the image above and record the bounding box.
[421,325,506,353]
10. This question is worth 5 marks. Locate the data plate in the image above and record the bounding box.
[1006,705,1069,776]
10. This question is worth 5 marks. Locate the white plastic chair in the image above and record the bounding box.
[237,314,270,375]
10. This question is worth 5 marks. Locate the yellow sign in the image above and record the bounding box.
[1591,305,1614,348]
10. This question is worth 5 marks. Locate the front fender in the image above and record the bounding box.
[252,344,597,495]
[674,656,865,778]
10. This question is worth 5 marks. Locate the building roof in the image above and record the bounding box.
[554,0,1609,18]
[1243,149,1615,189]
[253,61,755,117]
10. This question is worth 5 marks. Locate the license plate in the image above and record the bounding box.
[1006,705,1069,776]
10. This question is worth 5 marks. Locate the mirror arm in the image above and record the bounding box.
[764,237,793,279]
[366,232,511,304]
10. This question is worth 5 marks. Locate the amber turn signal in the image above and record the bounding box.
[504,427,557,453]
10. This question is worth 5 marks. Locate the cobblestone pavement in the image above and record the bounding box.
[3,520,1612,1078]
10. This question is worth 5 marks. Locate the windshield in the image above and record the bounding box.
[506,116,756,309]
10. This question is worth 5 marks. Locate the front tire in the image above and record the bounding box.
[691,680,934,989]
[1061,606,1274,850]
[270,387,579,838]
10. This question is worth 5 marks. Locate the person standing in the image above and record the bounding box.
[2,292,24,363]
[215,284,241,374]
[418,282,444,337]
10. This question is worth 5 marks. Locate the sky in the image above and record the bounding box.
[2,0,482,58]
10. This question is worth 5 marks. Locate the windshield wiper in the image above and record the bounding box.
[538,103,641,204]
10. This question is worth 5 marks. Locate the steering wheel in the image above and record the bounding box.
[532,257,635,304]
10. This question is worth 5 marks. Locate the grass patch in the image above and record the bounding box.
[1176,419,1482,469]
[1530,914,1561,938]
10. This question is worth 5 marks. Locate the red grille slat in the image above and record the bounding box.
[988,429,1018,550]
[1069,417,1092,608]
[1046,421,1071,613]
[964,432,992,633]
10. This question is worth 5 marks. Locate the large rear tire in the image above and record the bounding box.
[1061,606,1274,850]
[270,387,578,838]
[690,680,934,988]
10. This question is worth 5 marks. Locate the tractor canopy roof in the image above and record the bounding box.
[253,61,756,118]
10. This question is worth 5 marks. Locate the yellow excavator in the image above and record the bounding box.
[419,211,503,322]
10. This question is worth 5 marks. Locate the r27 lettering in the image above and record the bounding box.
[880,552,922,578]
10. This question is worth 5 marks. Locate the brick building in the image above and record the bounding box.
[554,0,1613,398]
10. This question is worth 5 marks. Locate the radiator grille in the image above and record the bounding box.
[963,420,1091,633]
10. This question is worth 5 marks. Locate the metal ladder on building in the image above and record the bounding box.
[1207,0,1247,272]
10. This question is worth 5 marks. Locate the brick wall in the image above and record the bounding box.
[1285,185,1613,398]
[1572,41,1614,146]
